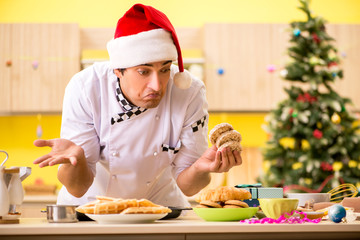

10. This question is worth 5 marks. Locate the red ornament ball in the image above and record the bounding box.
[313,129,323,139]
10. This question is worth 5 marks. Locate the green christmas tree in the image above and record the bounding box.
[259,0,360,193]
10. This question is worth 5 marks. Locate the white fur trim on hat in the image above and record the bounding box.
[174,71,192,89]
[107,29,177,69]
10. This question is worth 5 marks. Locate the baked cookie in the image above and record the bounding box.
[223,205,241,208]
[195,204,210,208]
[224,200,249,208]
[216,130,242,148]
[199,200,223,208]
[209,123,234,145]
[218,141,242,152]
[195,186,252,203]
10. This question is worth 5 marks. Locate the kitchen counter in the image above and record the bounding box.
[1,216,359,240]
[20,195,58,218]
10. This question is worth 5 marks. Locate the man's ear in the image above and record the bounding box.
[114,69,122,78]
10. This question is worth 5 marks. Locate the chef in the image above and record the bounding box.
[33,4,242,207]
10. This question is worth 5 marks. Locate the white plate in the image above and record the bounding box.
[85,213,167,224]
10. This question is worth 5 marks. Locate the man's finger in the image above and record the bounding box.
[211,150,222,172]
[33,139,54,147]
[233,150,242,165]
[69,156,77,166]
[33,154,51,164]
[38,158,54,168]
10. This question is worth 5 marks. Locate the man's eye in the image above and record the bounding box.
[138,70,148,75]
[161,68,170,73]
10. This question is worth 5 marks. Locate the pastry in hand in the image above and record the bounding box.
[209,123,233,145]
[209,123,242,151]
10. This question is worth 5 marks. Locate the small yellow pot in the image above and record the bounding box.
[259,198,299,219]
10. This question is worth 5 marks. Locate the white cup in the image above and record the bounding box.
[286,193,331,207]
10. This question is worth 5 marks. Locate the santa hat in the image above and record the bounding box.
[107,4,191,89]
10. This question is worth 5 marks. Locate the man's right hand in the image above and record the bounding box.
[33,138,84,168]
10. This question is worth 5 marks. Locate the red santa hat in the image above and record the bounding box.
[107,4,191,89]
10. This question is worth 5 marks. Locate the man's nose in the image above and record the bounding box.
[148,73,161,91]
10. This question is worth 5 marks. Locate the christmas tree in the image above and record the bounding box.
[260,0,360,193]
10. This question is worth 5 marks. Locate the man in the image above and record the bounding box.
[33,4,242,207]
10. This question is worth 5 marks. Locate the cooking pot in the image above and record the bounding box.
[43,205,79,223]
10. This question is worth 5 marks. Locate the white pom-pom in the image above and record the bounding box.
[174,71,192,89]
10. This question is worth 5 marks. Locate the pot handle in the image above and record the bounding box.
[0,150,9,167]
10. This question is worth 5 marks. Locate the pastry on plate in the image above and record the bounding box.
[194,186,251,209]
[76,196,170,215]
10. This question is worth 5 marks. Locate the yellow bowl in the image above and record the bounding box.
[259,198,299,219]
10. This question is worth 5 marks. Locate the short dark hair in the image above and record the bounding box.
[117,68,126,75]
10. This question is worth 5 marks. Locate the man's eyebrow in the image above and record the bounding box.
[140,60,172,67]
[162,60,172,65]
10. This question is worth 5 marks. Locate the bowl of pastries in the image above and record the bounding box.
[193,186,258,221]
[75,196,172,224]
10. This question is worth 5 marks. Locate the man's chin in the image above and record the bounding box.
[140,100,161,109]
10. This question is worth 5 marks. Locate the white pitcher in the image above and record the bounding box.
[8,168,25,213]
[0,166,10,216]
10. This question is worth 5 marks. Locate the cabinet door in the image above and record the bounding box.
[204,23,289,111]
[0,24,12,112]
[204,23,360,111]
[327,24,360,110]
[10,24,80,112]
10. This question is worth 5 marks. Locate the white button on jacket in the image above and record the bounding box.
[57,62,209,207]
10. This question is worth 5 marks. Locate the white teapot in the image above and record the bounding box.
[0,150,31,216]
[0,167,10,216]
[7,168,25,214]
[0,151,10,216]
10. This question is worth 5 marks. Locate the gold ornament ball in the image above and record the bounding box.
[331,113,341,124]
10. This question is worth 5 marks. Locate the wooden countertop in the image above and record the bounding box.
[1,216,360,240]
[23,195,58,203]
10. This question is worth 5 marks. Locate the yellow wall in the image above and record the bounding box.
[0,0,359,188]
[1,0,360,27]
[0,115,61,187]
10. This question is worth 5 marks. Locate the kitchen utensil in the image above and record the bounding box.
[0,151,8,167]
[301,211,325,220]
[2,167,31,216]
[0,166,9,216]
[313,202,335,211]
[259,198,298,219]
[43,205,79,223]
[4,167,31,186]
[328,184,358,203]
[7,168,24,214]
[341,197,360,212]
[160,207,192,220]
[286,193,331,207]
[76,211,94,221]
[193,207,259,221]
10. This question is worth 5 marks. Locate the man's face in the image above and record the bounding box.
[114,60,172,109]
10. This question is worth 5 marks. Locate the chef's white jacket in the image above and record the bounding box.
[57,61,209,207]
